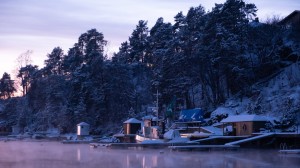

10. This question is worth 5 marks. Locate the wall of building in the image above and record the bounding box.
[123,123,141,135]
[233,121,267,136]
[234,122,253,136]
[77,125,89,136]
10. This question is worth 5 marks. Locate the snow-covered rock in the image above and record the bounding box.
[163,129,180,140]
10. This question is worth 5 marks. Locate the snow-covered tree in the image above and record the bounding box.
[0,72,16,99]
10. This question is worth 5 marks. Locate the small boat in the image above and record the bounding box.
[135,134,163,143]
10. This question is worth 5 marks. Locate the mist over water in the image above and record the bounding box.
[0,141,299,168]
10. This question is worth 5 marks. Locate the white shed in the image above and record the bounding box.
[77,122,90,136]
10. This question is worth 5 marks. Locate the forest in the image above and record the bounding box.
[0,0,299,134]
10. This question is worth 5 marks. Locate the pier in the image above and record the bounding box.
[169,145,240,151]
[108,142,198,149]
[279,149,300,154]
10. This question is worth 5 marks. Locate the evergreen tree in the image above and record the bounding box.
[112,41,131,64]
[17,65,38,96]
[0,72,16,99]
[129,20,149,63]
[44,47,64,75]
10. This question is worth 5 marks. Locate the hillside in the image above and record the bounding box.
[211,63,300,130]
[0,0,299,135]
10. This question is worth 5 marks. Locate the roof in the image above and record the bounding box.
[178,108,203,122]
[221,115,269,123]
[279,10,300,25]
[200,126,223,135]
[142,115,158,121]
[123,118,142,124]
[77,122,89,126]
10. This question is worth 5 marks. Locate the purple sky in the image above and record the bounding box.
[0,0,299,77]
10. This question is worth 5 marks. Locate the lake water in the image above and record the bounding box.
[0,141,299,168]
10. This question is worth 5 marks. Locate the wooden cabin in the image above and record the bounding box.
[123,118,142,135]
[114,118,142,143]
[221,115,270,136]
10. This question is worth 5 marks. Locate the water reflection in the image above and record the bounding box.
[77,148,81,162]
[0,141,299,168]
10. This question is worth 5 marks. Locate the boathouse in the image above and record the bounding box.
[123,118,142,135]
[221,115,270,136]
[114,118,142,143]
[77,122,90,137]
[175,108,204,133]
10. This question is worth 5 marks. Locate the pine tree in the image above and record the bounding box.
[44,47,64,75]
[0,72,16,99]
[129,20,149,63]
[17,65,38,96]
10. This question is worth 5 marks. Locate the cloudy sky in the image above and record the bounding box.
[0,0,299,77]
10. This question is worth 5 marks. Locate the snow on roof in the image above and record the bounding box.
[200,126,223,135]
[77,122,89,126]
[142,115,155,120]
[152,117,159,121]
[123,118,142,124]
[142,115,161,121]
[212,122,223,127]
[211,107,235,118]
[179,108,203,122]
[221,115,270,123]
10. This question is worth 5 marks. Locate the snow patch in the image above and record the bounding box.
[211,107,235,118]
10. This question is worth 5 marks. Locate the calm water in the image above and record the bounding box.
[0,141,299,168]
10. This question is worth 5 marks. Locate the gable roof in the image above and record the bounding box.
[77,122,89,126]
[221,115,269,123]
[124,118,142,124]
[200,126,223,135]
[178,108,204,122]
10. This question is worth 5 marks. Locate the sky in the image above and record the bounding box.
[0,0,299,77]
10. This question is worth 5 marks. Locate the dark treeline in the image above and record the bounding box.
[0,0,299,134]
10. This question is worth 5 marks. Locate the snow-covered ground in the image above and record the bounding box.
[211,63,300,131]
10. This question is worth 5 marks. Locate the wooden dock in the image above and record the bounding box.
[62,140,94,144]
[108,143,239,151]
[108,142,199,149]
[279,149,300,154]
[225,133,275,146]
[169,145,240,151]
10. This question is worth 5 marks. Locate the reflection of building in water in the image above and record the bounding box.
[77,148,81,161]
[125,152,159,168]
